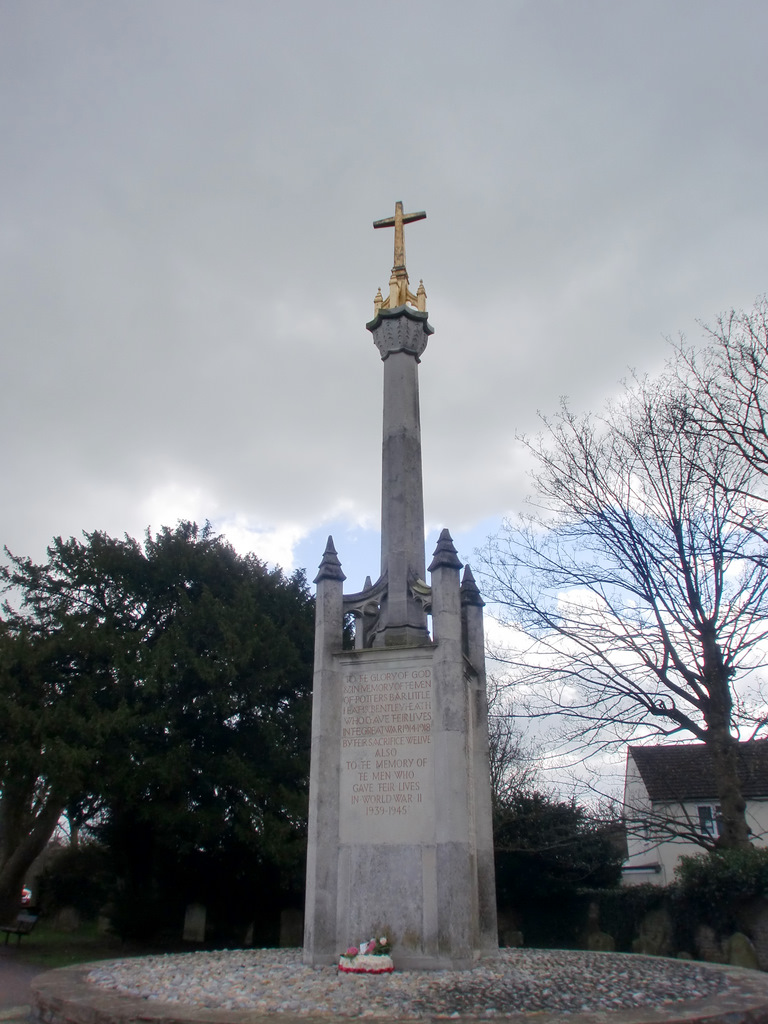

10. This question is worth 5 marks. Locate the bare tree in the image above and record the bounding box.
[677,299,768,547]
[479,368,768,850]
[486,678,541,808]
[683,299,768,479]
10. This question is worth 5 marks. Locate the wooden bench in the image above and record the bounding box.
[1,912,38,945]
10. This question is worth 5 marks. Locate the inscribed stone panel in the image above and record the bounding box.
[338,649,435,844]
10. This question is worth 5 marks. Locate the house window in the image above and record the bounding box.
[698,805,723,838]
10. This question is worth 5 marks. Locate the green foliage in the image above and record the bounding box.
[674,847,768,936]
[494,791,623,909]
[0,600,130,921]
[494,790,622,948]
[676,846,768,897]
[493,790,623,947]
[581,860,768,956]
[1,522,315,939]
[580,884,670,952]
[36,844,113,919]
[108,883,172,944]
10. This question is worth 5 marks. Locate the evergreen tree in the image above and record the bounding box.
[1,523,314,934]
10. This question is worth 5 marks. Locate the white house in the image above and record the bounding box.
[622,741,768,886]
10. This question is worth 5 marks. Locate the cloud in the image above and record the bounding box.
[1,0,767,586]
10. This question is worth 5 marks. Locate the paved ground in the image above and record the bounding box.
[0,949,47,1020]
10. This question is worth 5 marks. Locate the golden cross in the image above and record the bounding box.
[373,201,426,271]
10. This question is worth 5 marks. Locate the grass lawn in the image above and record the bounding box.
[9,921,167,970]
[8,920,260,971]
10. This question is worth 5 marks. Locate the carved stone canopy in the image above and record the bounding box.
[366,303,433,361]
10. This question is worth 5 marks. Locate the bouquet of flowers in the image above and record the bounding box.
[339,936,393,973]
[340,936,392,959]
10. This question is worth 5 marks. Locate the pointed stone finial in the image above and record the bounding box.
[460,564,485,607]
[314,536,346,584]
[388,270,400,308]
[374,287,384,313]
[428,528,463,572]
[364,575,372,590]
[416,279,427,312]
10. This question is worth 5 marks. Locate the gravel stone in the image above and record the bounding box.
[86,948,731,1017]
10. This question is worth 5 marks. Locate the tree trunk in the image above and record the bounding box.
[0,792,65,924]
[706,727,751,849]
[699,626,752,850]
[0,864,28,926]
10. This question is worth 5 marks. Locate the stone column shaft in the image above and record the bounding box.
[380,349,427,636]
[367,305,433,647]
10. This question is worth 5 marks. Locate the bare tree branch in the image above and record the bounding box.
[479,337,768,850]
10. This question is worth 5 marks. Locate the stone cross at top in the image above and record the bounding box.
[373,201,426,272]
[372,202,428,313]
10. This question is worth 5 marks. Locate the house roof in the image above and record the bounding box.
[628,741,768,802]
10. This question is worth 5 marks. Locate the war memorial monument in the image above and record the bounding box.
[303,201,498,969]
[29,206,768,1024]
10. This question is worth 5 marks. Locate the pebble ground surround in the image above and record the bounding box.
[30,948,768,1024]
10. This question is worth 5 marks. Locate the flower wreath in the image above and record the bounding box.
[339,936,393,974]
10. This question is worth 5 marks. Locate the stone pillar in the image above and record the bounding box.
[429,530,475,961]
[303,538,345,960]
[367,305,433,647]
[461,564,498,951]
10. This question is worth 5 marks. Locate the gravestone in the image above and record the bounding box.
[724,932,760,970]
[183,902,206,943]
[280,908,304,947]
[53,906,80,932]
[303,203,497,970]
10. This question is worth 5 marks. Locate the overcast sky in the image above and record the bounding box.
[3,1,767,594]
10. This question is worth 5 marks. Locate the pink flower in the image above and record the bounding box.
[346,946,358,956]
